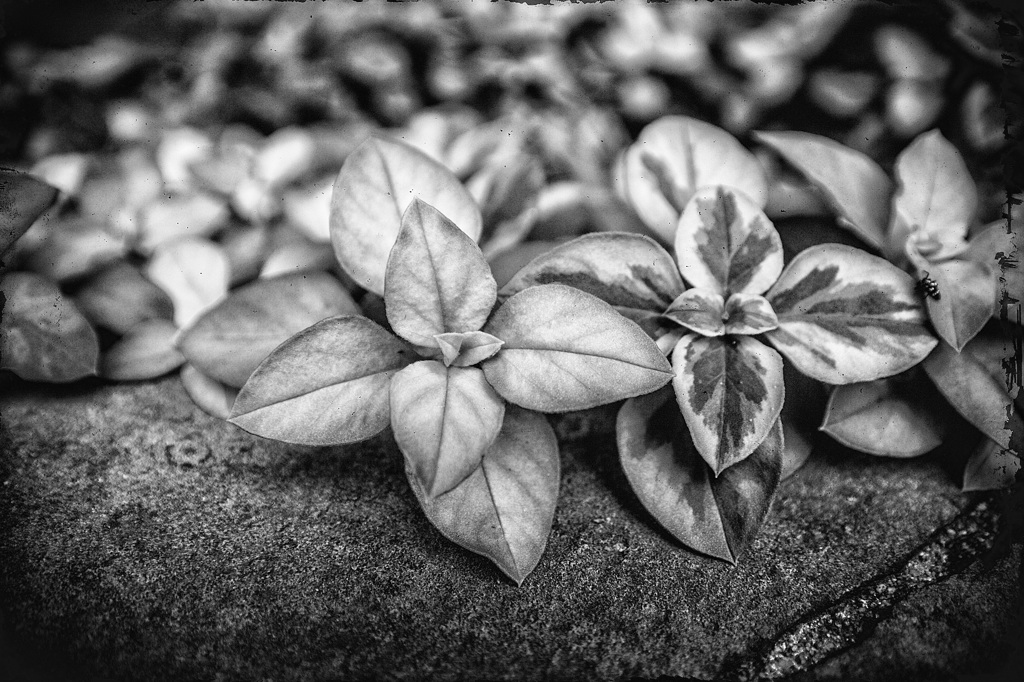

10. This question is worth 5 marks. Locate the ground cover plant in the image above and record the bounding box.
[0,0,1019,584]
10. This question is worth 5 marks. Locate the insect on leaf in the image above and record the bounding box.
[919,260,997,352]
[0,169,59,255]
[100,318,184,381]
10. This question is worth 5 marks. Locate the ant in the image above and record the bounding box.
[916,271,941,300]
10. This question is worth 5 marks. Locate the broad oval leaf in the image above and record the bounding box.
[0,170,58,255]
[919,259,997,352]
[622,116,768,242]
[330,136,482,295]
[433,331,504,367]
[724,293,779,335]
[137,192,230,254]
[753,130,891,250]
[391,361,506,498]
[181,363,238,420]
[145,237,230,328]
[664,289,725,337]
[821,378,946,457]
[963,438,1020,492]
[498,233,684,336]
[385,199,496,346]
[407,405,559,586]
[671,334,785,475]
[230,315,417,445]
[889,130,977,262]
[0,272,99,382]
[675,186,784,296]
[481,284,672,412]
[100,319,185,381]
[177,271,359,388]
[618,387,783,563]
[74,261,175,335]
[765,244,937,384]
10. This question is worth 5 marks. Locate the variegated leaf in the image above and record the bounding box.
[230,316,417,445]
[671,334,785,475]
[963,438,1020,491]
[753,130,891,250]
[664,288,725,337]
[675,186,783,297]
[330,136,482,295]
[482,284,672,412]
[724,293,778,336]
[385,199,496,347]
[765,244,937,384]
[498,233,684,337]
[391,361,505,498]
[821,378,947,457]
[622,116,768,242]
[618,387,783,563]
[917,259,997,352]
[433,331,504,367]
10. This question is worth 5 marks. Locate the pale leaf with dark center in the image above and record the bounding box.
[723,293,779,336]
[664,288,725,337]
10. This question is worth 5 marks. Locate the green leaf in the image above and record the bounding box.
[177,271,358,388]
[100,319,185,381]
[180,363,238,420]
[0,170,59,255]
[821,378,947,457]
[433,331,504,367]
[145,237,230,328]
[74,261,175,335]
[408,405,559,586]
[622,116,767,242]
[618,387,783,563]
[889,130,977,263]
[919,259,997,352]
[230,316,417,445]
[499,233,683,337]
[671,335,785,475]
[675,186,783,297]
[391,361,505,498]
[724,293,779,335]
[753,130,891,250]
[385,199,497,347]
[0,272,99,382]
[765,244,937,384]
[482,284,672,412]
[330,136,482,295]
[664,289,725,337]
[963,438,1020,491]
[781,420,813,480]
[779,363,828,479]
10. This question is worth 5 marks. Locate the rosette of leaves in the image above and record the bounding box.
[229,157,671,583]
[503,184,937,561]
[754,129,1019,485]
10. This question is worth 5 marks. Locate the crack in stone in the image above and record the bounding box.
[717,496,1000,681]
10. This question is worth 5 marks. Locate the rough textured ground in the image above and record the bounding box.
[1,376,1021,681]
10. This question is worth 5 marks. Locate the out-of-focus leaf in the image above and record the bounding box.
[137,192,231,254]
[181,363,238,420]
[753,130,891,250]
[963,438,1020,491]
[75,261,174,335]
[499,233,683,336]
[821,378,946,457]
[890,130,977,262]
[874,24,950,81]
[488,241,560,290]
[920,259,997,351]
[177,271,358,388]
[482,284,672,412]
[258,237,337,280]
[779,363,827,479]
[220,222,271,286]
[766,244,937,384]
[156,127,214,192]
[230,316,417,445]
[675,186,783,296]
[391,361,505,497]
[330,136,482,294]
[781,420,813,480]
[672,334,785,475]
[0,272,99,382]
[100,319,184,381]
[145,237,230,328]
[885,79,944,139]
[408,405,559,586]
[282,174,334,243]
[24,217,126,283]
[618,387,783,563]
[385,199,496,347]
[622,116,767,242]
[0,170,59,255]
[29,153,89,201]
[253,127,316,188]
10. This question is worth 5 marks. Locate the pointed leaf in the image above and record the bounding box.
[622,116,768,241]
[181,363,238,420]
[433,331,504,367]
[889,130,977,261]
[724,293,779,335]
[618,387,783,563]
[74,261,174,335]
[482,284,672,412]
[177,272,359,388]
[258,239,337,280]
[498,233,684,336]
[672,335,785,475]
[100,319,185,381]
[385,199,497,346]
[391,361,506,498]
[753,130,891,250]
[664,289,726,336]
[0,272,99,382]
[919,259,997,351]
[821,379,947,457]
[408,405,559,585]
[0,170,58,255]
[963,439,1020,491]
[230,316,416,445]
[330,136,483,295]
[675,186,784,296]
[137,192,230,254]
[145,237,230,328]
[765,244,937,383]
[781,421,813,480]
